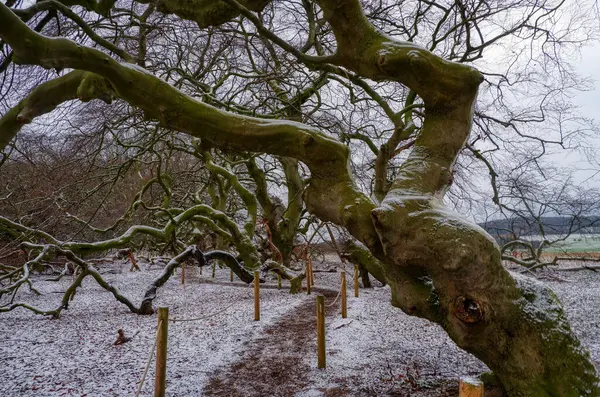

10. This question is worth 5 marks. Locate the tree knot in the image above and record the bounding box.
[375,54,388,74]
[453,296,483,323]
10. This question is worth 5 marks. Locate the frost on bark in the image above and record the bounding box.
[0,0,598,395]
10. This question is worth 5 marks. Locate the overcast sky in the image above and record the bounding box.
[570,42,600,185]
[576,43,600,120]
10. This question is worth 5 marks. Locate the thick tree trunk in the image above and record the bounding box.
[368,107,600,396]
[372,200,599,396]
[358,264,372,289]
[248,156,304,267]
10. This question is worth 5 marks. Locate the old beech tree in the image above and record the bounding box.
[0,0,599,396]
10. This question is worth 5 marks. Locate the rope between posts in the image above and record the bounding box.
[327,280,343,307]
[135,319,162,397]
[169,301,238,322]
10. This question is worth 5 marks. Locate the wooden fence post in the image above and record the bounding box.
[316,295,326,369]
[254,271,260,321]
[181,263,185,285]
[459,377,484,397]
[309,257,315,286]
[277,274,282,289]
[154,307,169,397]
[128,250,140,272]
[341,271,347,319]
[306,262,311,295]
[230,268,234,282]
[212,263,216,278]
[353,265,359,298]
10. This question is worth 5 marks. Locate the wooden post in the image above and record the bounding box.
[230,268,234,282]
[306,262,311,295]
[341,271,347,319]
[459,377,484,397]
[128,250,140,271]
[212,263,216,278]
[309,257,315,286]
[353,265,359,298]
[277,274,282,289]
[154,307,169,397]
[181,263,185,285]
[254,271,260,321]
[316,295,326,369]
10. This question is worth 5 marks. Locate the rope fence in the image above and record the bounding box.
[128,258,480,397]
[131,262,363,396]
[134,319,162,397]
[168,301,238,323]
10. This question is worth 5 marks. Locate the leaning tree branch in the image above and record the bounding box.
[0,70,113,150]
[198,147,257,236]
[0,204,246,256]
[0,242,254,317]
[204,250,254,283]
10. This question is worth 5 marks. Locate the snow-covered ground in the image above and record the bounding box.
[297,266,600,396]
[298,282,486,396]
[1,260,599,396]
[0,266,309,396]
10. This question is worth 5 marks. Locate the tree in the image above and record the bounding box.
[0,0,599,395]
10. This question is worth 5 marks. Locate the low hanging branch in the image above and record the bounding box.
[204,250,254,283]
[0,241,254,317]
[262,259,305,294]
[138,246,203,314]
[339,239,386,285]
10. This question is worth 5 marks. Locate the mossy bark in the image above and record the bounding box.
[341,239,386,284]
[140,0,269,29]
[0,71,112,149]
[248,157,304,266]
[262,260,304,294]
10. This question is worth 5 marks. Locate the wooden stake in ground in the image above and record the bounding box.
[316,295,326,369]
[154,307,169,397]
[341,271,347,319]
[230,268,233,282]
[277,274,282,289]
[306,262,311,295]
[309,257,315,286]
[128,250,140,272]
[459,377,484,397]
[181,262,185,285]
[353,265,359,298]
[254,271,260,321]
[212,263,216,278]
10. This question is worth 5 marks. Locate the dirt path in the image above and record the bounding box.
[200,282,499,397]
[203,288,348,397]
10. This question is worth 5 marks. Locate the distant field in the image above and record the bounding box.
[520,234,600,253]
